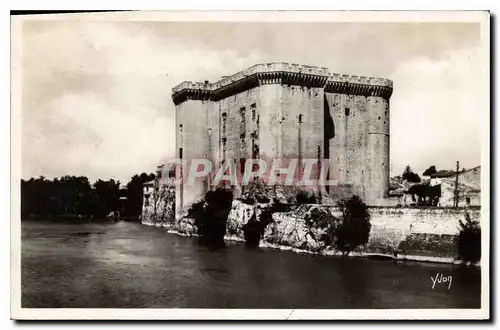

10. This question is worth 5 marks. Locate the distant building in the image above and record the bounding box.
[141,165,176,225]
[433,166,481,207]
[142,180,155,208]
[387,166,480,207]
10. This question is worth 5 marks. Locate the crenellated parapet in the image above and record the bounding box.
[326,73,393,98]
[325,81,393,98]
[171,62,393,105]
[171,82,213,105]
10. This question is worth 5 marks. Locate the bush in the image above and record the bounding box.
[243,199,291,247]
[457,212,481,265]
[304,208,340,247]
[241,180,270,204]
[187,200,205,221]
[188,188,234,247]
[335,195,371,255]
[242,211,261,248]
[402,165,421,183]
[423,165,437,177]
[238,196,256,205]
[296,190,317,204]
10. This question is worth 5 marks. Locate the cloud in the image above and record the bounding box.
[21,20,483,183]
[21,21,265,182]
[389,45,484,175]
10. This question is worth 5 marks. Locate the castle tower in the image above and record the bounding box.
[172,63,393,218]
[172,82,213,218]
[366,91,391,204]
[325,75,392,204]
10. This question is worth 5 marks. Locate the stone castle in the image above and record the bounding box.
[172,62,393,216]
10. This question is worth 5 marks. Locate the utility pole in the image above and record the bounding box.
[454,161,459,208]
[207,128,212,191]
[317,145,322,204]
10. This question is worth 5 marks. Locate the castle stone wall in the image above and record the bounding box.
[172,63,394,218]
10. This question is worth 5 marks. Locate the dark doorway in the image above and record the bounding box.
[323,95,335,193]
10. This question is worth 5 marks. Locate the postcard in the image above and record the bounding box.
[10,10,490,320]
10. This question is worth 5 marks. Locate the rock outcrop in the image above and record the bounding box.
[141,184,175,227]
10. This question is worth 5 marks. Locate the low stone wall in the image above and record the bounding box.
[366,207,480,260]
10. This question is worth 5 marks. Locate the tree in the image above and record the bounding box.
[21,173,165,221]
[92,179,121,218]
[242,199,291,248]
[240,180,270,204]
[296,190,317,204]
[189,188,234,246]
[304,208,340,247]
[457,212,481,265]
[402,165,421,183]
[21,176,92,219]
[335,195,371,255]
[125,173,155,219]
[242,210,261,248]
[423,165,437,177]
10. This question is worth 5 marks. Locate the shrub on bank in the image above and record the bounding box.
[242,199,291,248]
[335,195,371,255]
[457,212,481,265]
[296,190,317,204]
[242,210,261,248]
[240,180,271,204]
[304,208,340,248]
[188,188,234,246]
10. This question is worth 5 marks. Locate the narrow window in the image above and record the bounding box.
[298,114,303,124]
[253,144,260,158]
[345,108,350,116]
[240,158,246,176]
[179,147,183,179]
[222,115,227,137]
[222,140,227,160]
[251,137,255,158]
[240,107,246,134]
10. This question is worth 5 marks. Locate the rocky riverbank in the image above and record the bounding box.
[142,199,481,264]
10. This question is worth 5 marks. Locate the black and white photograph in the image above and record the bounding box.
[10,10,490,320]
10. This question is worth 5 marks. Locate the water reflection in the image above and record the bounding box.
[21,221,481,309]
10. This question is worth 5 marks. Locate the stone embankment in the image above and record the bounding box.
[142,196,481,264]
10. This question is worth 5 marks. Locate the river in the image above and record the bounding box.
[21,221,481,309]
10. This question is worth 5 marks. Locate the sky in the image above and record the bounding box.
[20,19,485,183]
